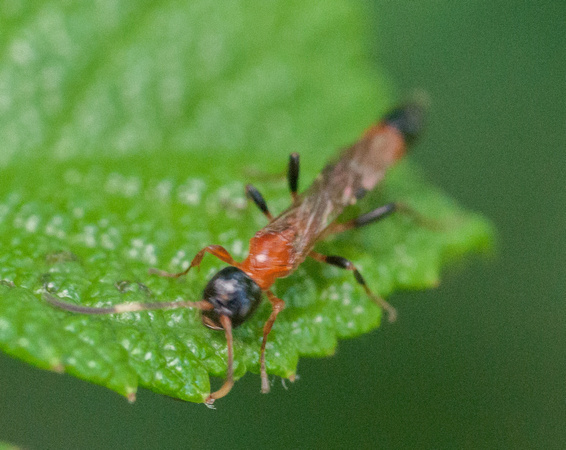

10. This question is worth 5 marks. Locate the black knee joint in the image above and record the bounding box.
[354,203,396,228]
[288,153,300,194]
[325,255,351,270]
[353,270,366,286]
[354,188,367,200]
[245,184,269,215]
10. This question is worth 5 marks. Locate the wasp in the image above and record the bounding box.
[44,102,425,404]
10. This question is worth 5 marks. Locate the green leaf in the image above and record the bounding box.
[0,442,20,450]
[0,1,493,403]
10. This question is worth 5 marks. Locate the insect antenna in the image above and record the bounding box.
[205,314,234,405]
[44,292,238,405]
[42,292,213,314]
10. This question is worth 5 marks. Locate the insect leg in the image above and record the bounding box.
[260,290,286,394]
[245,184,273,220]
[205,314,235,404]
[288,152,300,201]
[324,202,442,237]
[309,251,397,322]
[149,245,239,278]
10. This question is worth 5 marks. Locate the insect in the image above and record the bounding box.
[44,102,425,404]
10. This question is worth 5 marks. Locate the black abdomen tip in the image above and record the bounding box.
[383,100,427,145]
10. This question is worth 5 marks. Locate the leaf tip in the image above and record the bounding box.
[127,391,137,403]
[50,362,64,374]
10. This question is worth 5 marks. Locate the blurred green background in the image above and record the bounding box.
[0,1,564,449]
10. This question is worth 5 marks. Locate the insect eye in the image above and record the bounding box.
[201,266,262,329]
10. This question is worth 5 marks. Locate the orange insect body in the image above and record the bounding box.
[239,123,407,290]
[44,102,425,405]
[240,229,295,290]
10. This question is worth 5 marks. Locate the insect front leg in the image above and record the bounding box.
[309,251,397,323]
[149,245,239,278]
[260,290,286,394]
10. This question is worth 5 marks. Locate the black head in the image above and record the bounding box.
[201,266,262,330]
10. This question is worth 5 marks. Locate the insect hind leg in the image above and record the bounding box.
[323,202,396,236]
[309,251,397,322]
[325,202,442,236]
